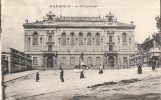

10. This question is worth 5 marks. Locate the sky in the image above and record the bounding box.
[1,0,160,51]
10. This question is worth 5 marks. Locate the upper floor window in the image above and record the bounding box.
[109,36,112,42]
[96,33,100,45]
[48,36,52,42]
[118,37,120,43]
[122,33,127,44]
[79,32,83,45]
[129,38,131,44]
[61,32,66,45]
[101,38,103,43]
[87,33,92,45]
[33,32,38,45]
[48,45,52,51]
[109,45,113,51]
[70,32,75,45]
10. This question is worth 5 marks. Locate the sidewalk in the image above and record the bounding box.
[4,70,41,83]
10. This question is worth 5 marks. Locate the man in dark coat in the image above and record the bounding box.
[152,60,156,70]
[137,61,142,74]
[60,68,64,82]
[36,72,39,82]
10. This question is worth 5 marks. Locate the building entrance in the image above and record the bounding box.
[47,56,53,68]
[108,56,114,67]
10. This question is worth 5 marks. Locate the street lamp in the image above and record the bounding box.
[115,53,118,69]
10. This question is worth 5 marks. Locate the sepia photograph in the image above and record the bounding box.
[1,0,161,100]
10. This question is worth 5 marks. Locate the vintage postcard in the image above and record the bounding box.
[1,0,161,100]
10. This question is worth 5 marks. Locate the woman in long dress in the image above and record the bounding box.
[80,67,84,79]
[137,61,142,74]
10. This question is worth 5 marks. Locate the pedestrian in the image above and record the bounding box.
[137,61,142,74]
[80,67,85,79]
[152,60,156,70]
[36,72,39,82]
[99,64,103,74]
[60,68,64,82]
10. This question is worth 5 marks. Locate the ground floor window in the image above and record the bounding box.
[62,57,66,65]
[70,57,75,65]
[87,57,92,65]
[96,57,101,65]
[33,57,38,65]
[123,57,127,65]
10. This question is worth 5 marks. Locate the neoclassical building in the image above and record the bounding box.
[23,11,136,69]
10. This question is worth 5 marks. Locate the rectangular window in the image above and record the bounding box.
[33,57,38,65]
[87,57,92,65]
[109,36,112,42]
[48,45,52,51]
[62,57,66,65]
[70,57,75,65]
[123,57,127,65]
[96,57,100,65]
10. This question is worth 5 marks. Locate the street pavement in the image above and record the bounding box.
[4,67,161,100]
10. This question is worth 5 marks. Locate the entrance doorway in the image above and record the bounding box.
[47,56,53,68]
[108,56,114,67]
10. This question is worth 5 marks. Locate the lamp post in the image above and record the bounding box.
[115,53,118,69]
[28,37,30,51]
[141,48,144,65]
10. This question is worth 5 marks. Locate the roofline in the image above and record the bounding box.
[23,24,136,29]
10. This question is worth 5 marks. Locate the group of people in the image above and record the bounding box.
[35,64,104,82]
[35,60,159,82]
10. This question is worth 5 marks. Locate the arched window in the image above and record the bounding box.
[96,33,100,45]
[109,36,112,42]
[33,32,38,45]
[61,32,66,45]
[122,33,127,44]
[79,32,83,45]
[118,37,120,43]
[109,45,113,51]
[70,32,75,45]
[87,33,91,45]
[48,36,52,42]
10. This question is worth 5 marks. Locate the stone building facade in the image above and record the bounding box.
[1,48,32,73]
[23,11,136,69]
